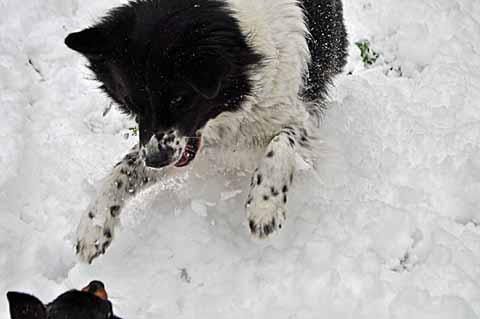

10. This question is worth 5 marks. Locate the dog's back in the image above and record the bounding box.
[204,0,348,150]
[228,0,347,102]
[302,0,348,105]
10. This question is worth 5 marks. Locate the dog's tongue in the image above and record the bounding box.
[175,135,201,167]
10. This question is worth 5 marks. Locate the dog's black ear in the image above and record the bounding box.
[65,28,110,56]
[7,292,46,319]
[180,52,230,100]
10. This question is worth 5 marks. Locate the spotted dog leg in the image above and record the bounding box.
[246,126,308,238]
[76,148,159,263]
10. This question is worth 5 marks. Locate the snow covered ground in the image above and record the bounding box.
[1,0,480,318]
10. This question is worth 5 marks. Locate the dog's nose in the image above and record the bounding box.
[144,145,174,168]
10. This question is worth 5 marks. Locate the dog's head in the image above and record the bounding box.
[65,0,262,168]
[7,281,121,319]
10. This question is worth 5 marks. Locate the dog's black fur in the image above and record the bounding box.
[7,281,121,319]
[302,0,348,103]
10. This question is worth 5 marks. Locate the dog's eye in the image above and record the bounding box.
[170,96,184,105]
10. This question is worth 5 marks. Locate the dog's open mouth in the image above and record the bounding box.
[175,135,201,167]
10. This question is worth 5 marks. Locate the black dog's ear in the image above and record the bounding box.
[180,51,230,100]
[7,292,46,319]
[65,28,110,56]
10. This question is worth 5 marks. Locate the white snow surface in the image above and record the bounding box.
[1,0,480,318]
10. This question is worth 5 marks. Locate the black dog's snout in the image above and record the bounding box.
[81,280,108,301]
[144,144,175,168]
[84,281,105,293]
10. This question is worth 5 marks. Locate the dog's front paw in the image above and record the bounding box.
[246,189,287,239]
[76,209,115,263]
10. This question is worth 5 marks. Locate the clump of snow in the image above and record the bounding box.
[1,0,480,318]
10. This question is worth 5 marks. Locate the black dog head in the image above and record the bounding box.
[65,0,262,168]
[7,281,121,319]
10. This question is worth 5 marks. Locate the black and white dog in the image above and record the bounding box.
[65,0,347,263]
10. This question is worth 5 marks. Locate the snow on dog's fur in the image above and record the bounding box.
[65,0,347,263]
